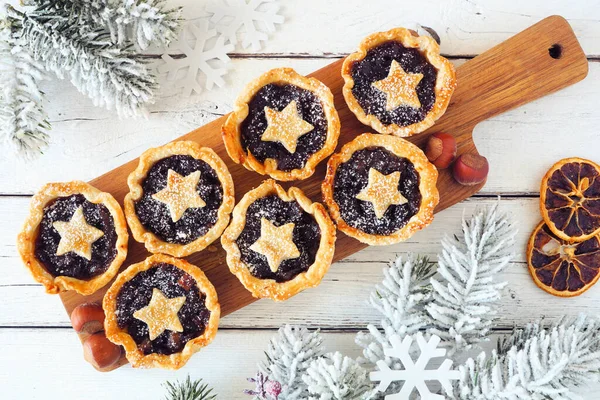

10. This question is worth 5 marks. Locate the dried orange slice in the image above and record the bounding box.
[540,157,600,243]
[527,221,600,297]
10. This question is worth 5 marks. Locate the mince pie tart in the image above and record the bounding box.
[125,141,235,257]
[342,28,456,136]
[221,179,336,300]
[17,181,128,295]
[322,133,439,245]
[103,254,220,369]
[222,67,340,181]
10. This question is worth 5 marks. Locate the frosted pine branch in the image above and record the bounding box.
[426,203,516,355]
[29,0,181,50]
[303,352,375,400]
[0,18,49,158]
[457,315,600,399]
[8,5,156,117]
[258,325,325,400]
[356,255,434,369]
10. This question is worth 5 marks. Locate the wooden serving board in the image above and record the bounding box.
[59,15,587,371]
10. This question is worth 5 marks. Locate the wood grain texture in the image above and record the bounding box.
[3,0,600,396]
[12,328,562,399]
[3,58,599,195]
[51,16,588,370]
[147,0,600,57]
[13,197,600,330]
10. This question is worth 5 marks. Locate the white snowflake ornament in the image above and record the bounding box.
[158,19,234,97]
[206,0,284,51]
[370,333,460,400]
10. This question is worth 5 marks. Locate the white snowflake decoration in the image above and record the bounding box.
[206,0,284,51]
[370,333,460,400]
[158,19,234,97]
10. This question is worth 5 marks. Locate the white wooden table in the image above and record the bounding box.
[3,1,600,398]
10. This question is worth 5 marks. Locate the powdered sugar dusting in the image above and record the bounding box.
[116,263,210,355]
[334,147,421,235]
[35,194,117,279]
[241,83,327,171]
[351,41,437,126]
[249,217,300,273]
[135,155,223,245]
[372,60,424,111]
[52,206,105,260]
[262,100,315,154]
[236,195,320,283]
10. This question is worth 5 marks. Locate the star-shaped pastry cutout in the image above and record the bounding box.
[356,168,408,219]
[133,288,186,341]
[262,100,314,154]
[372,60,424,111]
[52,206,104,260]
[152,169,206,222]
[249,217,301,273]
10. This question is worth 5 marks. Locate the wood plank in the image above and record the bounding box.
[0,329,360,399]
[8,259,600,329]
[4,58,600,196]
[3,328,600,399]
[8,197,600,329]
[54,17,588,348]
[169,0,600,57]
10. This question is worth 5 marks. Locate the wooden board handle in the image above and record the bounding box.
[422,15,589,203]
[443,15,588,132]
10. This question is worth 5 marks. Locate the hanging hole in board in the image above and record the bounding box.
[548,44,563,59]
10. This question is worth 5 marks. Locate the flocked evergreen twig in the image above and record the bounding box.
[163,375,217,400]
[0,0,181,157]
[303,352,375,400]
[248,205,600,399]
[29,0,181,49]
[258,325,326,399]
[7,5,156,117]
[355,255,434,368]
[0,16,50,158]
[247,205,600,399]
[426,203,516,355]
[457,314,600,399]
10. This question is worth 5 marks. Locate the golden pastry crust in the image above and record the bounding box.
[322,133,439,245]
[17,181,128,295]
[342,27,456,136]
[124,141,235,257]
[221,179,336,301]
[103,254,220,369]
[222,67,340,181]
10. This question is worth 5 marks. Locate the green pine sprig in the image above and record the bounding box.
[164,375,217,400]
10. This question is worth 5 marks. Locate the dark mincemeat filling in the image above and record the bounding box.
[333,147,421,235]
[116,263,211,355]
[240,83,328,172]
[135,155,223,245]
[35,194,117,280]
[236,195,321,282]
[351,41,437,126]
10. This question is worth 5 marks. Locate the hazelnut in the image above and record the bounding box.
[71,303,105,334]
[452,154,489,186]
[425,132,457,169]
[83,333,122,370]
